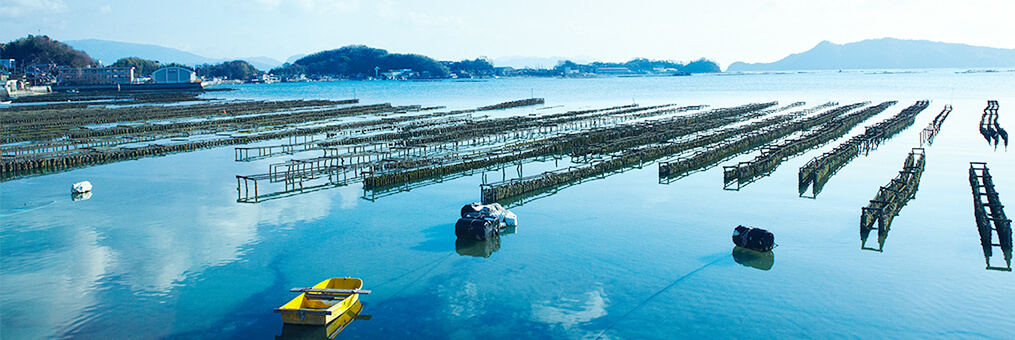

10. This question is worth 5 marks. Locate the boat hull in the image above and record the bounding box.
[275,277,363,325]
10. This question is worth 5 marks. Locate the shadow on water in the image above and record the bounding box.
[275,301,370,340]
[731,246,775,271]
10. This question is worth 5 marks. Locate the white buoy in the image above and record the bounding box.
[72,181,92,193]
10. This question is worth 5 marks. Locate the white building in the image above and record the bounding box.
[152,67,197,84]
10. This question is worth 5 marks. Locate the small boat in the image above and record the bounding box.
[275,278,370,325]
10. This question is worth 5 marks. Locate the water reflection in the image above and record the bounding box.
[731,246,775,271]
[531,288,608,330]
[455,227,515,257]
[71,191,92,201]
[276,301,369,340]
[861,227,889,252]
[979,225,1012,271]
[455,237,501,257]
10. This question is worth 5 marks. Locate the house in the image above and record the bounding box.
[57,66,135,85]
[381,69,415,80]
[0,59,14,71]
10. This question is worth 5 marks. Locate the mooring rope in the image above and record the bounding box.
[372,251,455,294]
[594,255,727,340]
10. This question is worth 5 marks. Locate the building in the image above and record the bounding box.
[152,66,197,84]
[0,59,14,71]
[595,67,632,75]
[380,69,415,80]
[58,66,135,85]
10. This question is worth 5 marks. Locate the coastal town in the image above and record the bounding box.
[0,36,723,101]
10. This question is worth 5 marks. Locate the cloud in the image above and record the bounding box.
[254,0,359,12]
[0,0,67,18]
[99,4,111,13]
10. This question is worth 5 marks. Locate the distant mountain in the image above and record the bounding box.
[238,56,285,71]
[64,39,283,71]
[727,38,1015,72]
[285,54,307,64]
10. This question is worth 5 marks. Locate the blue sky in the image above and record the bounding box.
[2,0,1013,68]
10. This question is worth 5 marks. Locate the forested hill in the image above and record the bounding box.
[727,38,1015,72]
[0,35,97,68]
[271,45,449,78]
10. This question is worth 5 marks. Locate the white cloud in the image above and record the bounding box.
[0,0,67,18]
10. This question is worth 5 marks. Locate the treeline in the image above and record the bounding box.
[109,57,261,80]
[272,44,720,79]
[555,57,721,75]
[1,35,721,81]
[272,45,449,79]
[109,57,194,77]
[195,60,262,80]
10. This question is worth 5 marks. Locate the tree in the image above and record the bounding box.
[271,45,450,78]
[448,58,495,77]
[110,57,161,77]
[0,35,97,68]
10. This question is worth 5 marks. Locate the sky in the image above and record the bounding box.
[2,0,1014,68]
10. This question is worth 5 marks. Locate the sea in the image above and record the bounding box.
[2,70,1014,339]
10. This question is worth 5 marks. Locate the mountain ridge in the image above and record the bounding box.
[727,38,1015,72]
[64,39,284,71]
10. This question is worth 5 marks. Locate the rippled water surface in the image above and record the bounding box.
[3,71,1014,339]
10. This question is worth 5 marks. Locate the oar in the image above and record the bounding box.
[290,288,372,294]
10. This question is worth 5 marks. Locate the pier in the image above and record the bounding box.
[919,105,952,146]
[979,100,1008,148]
[723,102,887,189]
[474,102,781,204]
[798,100,928,197]
[658,102,834,181]
[860,148,925,250]
[968,162,1012,271]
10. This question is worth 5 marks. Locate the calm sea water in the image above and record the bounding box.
[2,71,1014,339]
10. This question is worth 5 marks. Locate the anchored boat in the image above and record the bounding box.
[275,277,371,325]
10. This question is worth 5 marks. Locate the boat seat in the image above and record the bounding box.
[305,293,351,300]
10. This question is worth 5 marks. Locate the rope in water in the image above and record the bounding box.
[594,256,726,339]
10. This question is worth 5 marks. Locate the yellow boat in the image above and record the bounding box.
[275,300,365,340]
[274,277,370,325]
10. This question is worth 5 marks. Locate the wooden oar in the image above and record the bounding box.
[290,288,372,294]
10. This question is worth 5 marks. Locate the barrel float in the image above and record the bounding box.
[732,225,775,252]
[455,216,499,240]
